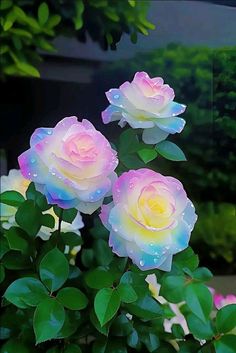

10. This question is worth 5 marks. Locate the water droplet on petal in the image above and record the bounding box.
[31,158,35,163]
[28,172,31,176]
[114,94,120,99]
[47,130,52,135]
[154,258,159,264]
[139,260,145,267]
[33,173,37,177]
[113,227,118,232]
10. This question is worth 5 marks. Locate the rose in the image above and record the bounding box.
[0,169,84,240]
[18,117,118,214]
[102,71,186,144]
[100,168,197,271]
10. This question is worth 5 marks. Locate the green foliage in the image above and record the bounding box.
[156,141,187,162]
[1,121,235,351]
[0,0,154,78]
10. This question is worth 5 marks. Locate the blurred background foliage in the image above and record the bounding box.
[0,0,154,78]
[94,45,236,273]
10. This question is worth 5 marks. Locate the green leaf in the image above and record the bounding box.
[184,283,213,323]
[26,182,50,211]
[47,14,61,28]
[119,271,149,298]
[2,251,31,270]
[90,309,110,336]
[0,264,5,284]
[39,248,69,292]
[92,339,107,353]
[73,0,84,30]
[56,311,80,339]
[186,313,214,340]
[111,314,133,337]
[214,335,236,353]
[173,247,199,271]
[81,248,94,267]
[171,323,185,339]
[61,232,83,247]
[117,283,138,303]
[33,297,65,344]
[41,213,55,228]
[216,304,236,333]
[156,141,186,161]
[127,329,140,349]
[85,267,114,289]
[15,200,42,236]
[0,190,25,207]
[139,328,160,352]
[38,2,49,26]
[94,288,120,326]
[138,148,157,163]
[57,287,88,310]
[0,339,30,353]
[5,227,29,254]
[0,0,13,10]
[119,129,140,156]
[192,267,213,282]
[64,344,82,353]
[127,295,163,320]
[160,275,185,303]
[53,206,77,223]
[4,277,48,308]
[16,62,40,78]
[93,239,113,266]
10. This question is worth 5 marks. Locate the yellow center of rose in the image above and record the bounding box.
[136,184,175,230]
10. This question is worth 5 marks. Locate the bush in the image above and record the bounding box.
[0,0,154,78]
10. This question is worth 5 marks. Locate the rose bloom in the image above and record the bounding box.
[18,117,118,214]
[102,71,186,144]
[100,168,197,271]
[0,169,84,240]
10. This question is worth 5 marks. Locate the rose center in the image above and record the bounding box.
[137,184,175,229]
[64,133,98,162]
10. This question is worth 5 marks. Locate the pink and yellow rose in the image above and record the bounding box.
[102,71,186,144]
[100,168,197,271]
[18,117,118,213]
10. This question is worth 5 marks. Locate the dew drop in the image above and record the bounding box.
[154,258,159,264]
[33,173,37,177]
[150,243,154,247]
[31,158,36,164]
[114,94,120,99]
[28,172,31,176]
[166,245,170,250]
[139,260,145,267]
[113,227,118,232]
[51,172,56,176]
